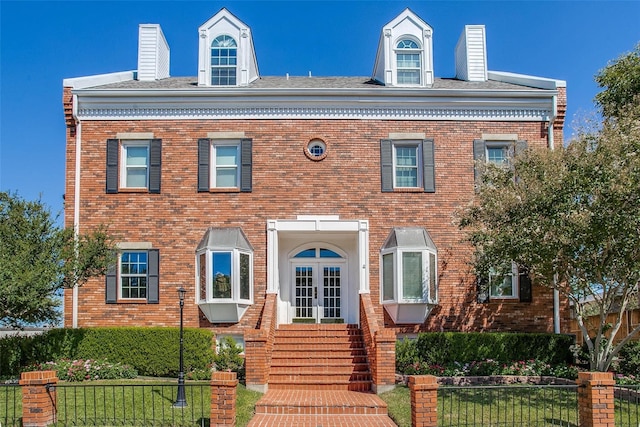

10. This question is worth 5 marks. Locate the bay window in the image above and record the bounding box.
[196,227,253,323]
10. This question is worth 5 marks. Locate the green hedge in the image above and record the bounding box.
[0,327,214,378]
[397,332,574,373]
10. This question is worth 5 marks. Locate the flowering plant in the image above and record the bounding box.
[23,359,137,382]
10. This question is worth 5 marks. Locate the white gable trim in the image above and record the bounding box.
[372,8,434,87]
[197,8,259,87]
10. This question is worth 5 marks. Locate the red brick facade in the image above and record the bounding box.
[63,111,570,335]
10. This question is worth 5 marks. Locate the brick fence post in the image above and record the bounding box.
[211,371,238,425]
[20,370,58,427]
[409,375,439,427]
[576,371,615,427]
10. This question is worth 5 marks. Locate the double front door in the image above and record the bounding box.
[293,263,343,323]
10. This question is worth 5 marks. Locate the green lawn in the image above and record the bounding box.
[380,384,640,427]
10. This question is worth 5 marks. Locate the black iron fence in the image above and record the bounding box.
[0,381,21,427]
[54,382,211,426]
[615,384,640,427]
[3,378,639,426]
[438,384,579,426]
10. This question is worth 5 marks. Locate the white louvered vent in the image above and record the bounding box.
[455,25,487,82]
[137,24,170,81]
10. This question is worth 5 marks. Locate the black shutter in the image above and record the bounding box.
[105,261,117,303]
[473,139,486,190]
[106,139,119,193]
[197,139,210,192]
[515,140,528,157]
[149,139,162,193]
[477,276,490,303]
[240,138,253,192]
[147,249,160,304]
[422,139,435,193]
[380,139,393,192]
[518,267,532,303]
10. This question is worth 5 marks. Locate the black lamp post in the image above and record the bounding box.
[173,287,187,408]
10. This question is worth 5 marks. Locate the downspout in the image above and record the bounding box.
[548,93,560,334]
[72,93,81,329]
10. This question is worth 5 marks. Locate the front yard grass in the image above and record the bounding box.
[380,383,639,427]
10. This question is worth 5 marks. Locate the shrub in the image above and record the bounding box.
[213,336,245,381]
[414,332,574,366]
[0,327,214,378]
[396,338,420,374]
[617,340,640,377]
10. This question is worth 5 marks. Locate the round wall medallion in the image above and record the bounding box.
[304,138,327,161]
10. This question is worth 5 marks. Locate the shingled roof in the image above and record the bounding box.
[83,76,543,91]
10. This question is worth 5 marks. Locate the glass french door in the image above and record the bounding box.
[293,263,343,323]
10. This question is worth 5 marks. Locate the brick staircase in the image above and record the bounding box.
[248,324,396,426]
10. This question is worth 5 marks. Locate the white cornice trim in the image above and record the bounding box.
[73,89,556,121]
[76,105,553,121]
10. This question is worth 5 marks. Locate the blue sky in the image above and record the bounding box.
[1,1,639,218]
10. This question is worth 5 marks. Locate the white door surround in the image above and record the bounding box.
[267,217,369,325]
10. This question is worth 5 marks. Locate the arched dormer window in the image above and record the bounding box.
[396,39,421,85]
[211,35,237,86]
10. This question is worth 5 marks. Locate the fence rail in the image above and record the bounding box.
[438,384,579,427]
[0,381,21,427]
[55,382,211,426]
[615,384,640,427]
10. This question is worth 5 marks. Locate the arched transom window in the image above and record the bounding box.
[211,35,237,86]
[396,39,421,85]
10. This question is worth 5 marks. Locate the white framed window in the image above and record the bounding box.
[211,35,237,86]
[394,143,422,188]
[381,139,435,192]
[121,141,150,189]
[488,263,519,299]
[211,142,240,188]
[485,143,511,167]
[196,227,253,306]
[380,228,438,304]
[106,248,159,304]
[198,138,252,192]
[197,248,252,304]
[396,39,421,85]
[382,249,436,303]
[120,251,148,299]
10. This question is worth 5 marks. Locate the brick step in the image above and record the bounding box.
[270,360,369,370]
[269,369,371,384]
[270,364,370,375]
[267,380,373,391]
[268,325,371,392]
[273,341,365,353]
[275,329,363,337]
[254,390,388,416]
[248,414,396,426]
[274,333,364,341]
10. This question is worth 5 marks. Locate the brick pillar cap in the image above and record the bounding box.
[577,371,614,381]
[409,375,438,385]
[212,371,238,382]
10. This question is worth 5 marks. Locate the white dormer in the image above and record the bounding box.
[372,9,434,87]
[197,8,259,87]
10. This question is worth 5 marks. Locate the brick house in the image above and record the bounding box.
[63,8,568,392]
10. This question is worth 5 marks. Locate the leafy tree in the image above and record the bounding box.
[594,43,640,120]
[457,103,640,371]
[0,192,114,327]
